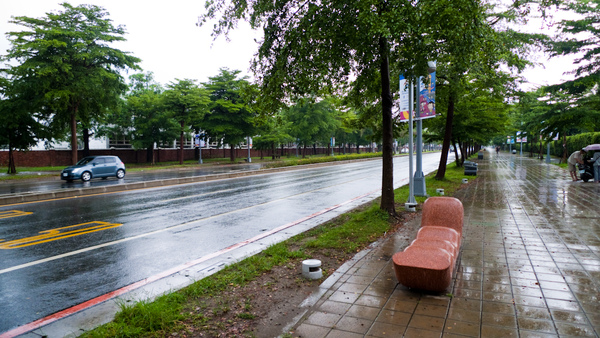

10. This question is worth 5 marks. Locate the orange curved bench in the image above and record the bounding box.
[393,196,464,292]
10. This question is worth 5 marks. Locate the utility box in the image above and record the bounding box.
[478,151,484,159]
[464,161,478,176]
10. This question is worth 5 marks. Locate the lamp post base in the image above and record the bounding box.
[414,172,427,196]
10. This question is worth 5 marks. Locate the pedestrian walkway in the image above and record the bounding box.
[289,152,600,337]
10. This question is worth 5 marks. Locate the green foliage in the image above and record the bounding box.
[249,111,293,154]
[129,91,180,151]
[4,3,140,164]
[201,68,256,160]
[0,78,47,173]
[303,204,390,253]
[538,0,600,139]
[283,98,340,151]
[85,293,186,337]
[163,79,210,164]
[549,0,600,80]
[164,79,210,128]
[552,132,600,157]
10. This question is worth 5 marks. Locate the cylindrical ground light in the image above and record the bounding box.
[302,259,322,279]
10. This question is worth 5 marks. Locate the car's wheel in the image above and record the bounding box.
[81,171,92,182]
[116,169,125,179]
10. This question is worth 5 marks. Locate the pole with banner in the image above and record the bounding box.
[414,64,436,196]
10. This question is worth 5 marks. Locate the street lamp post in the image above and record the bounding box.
[406,79,417,209]
[247,136,251,163]
[413,77,426,196]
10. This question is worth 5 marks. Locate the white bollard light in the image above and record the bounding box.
[302,259,322,279]
[404,202,417,212]
[462,178,468,184]
[436,188,444,195]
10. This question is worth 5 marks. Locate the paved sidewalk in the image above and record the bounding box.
[289,152,600,337]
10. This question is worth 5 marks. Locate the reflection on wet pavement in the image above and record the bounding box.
[292,152,600,337]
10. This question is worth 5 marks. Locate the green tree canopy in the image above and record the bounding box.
[201,68,256,162]
[4,2,140,164]
[252,112,293,158]
[0,77,47,173]
[130,92,180,163]
[282,97,341,158]
[538,0,600,141]
[163,79,210,164]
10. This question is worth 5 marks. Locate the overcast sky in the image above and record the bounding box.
[1,0,576,90]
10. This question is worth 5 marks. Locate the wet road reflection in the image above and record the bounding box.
[0,163,264,196]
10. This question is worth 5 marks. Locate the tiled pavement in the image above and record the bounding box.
[289,152,600,337]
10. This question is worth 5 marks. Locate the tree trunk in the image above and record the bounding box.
[179,121,185,165]
[70,109,78,165]
[378,35,396,215]
[146,143,154,164]
[7,145,16,174]
[435,88,456,180]
[303,144,307,158]
[230,145,236,162]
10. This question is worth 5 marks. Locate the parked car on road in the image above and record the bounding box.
[61,156,126,182]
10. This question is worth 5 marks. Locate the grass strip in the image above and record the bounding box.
[83,162,469,337]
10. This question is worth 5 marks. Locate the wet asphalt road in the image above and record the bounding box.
[0,163,264,196]
[0,154,448,334]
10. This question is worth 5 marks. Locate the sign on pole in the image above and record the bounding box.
[399,74,411,122]
[418,72,436,119]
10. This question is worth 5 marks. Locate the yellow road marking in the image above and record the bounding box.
[0,210,33,219]
[0,221,122,249]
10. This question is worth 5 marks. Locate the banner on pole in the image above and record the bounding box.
[418,72,436,119]
[398,74,411,122]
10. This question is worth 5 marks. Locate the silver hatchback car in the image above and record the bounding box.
[61,156,126,182]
